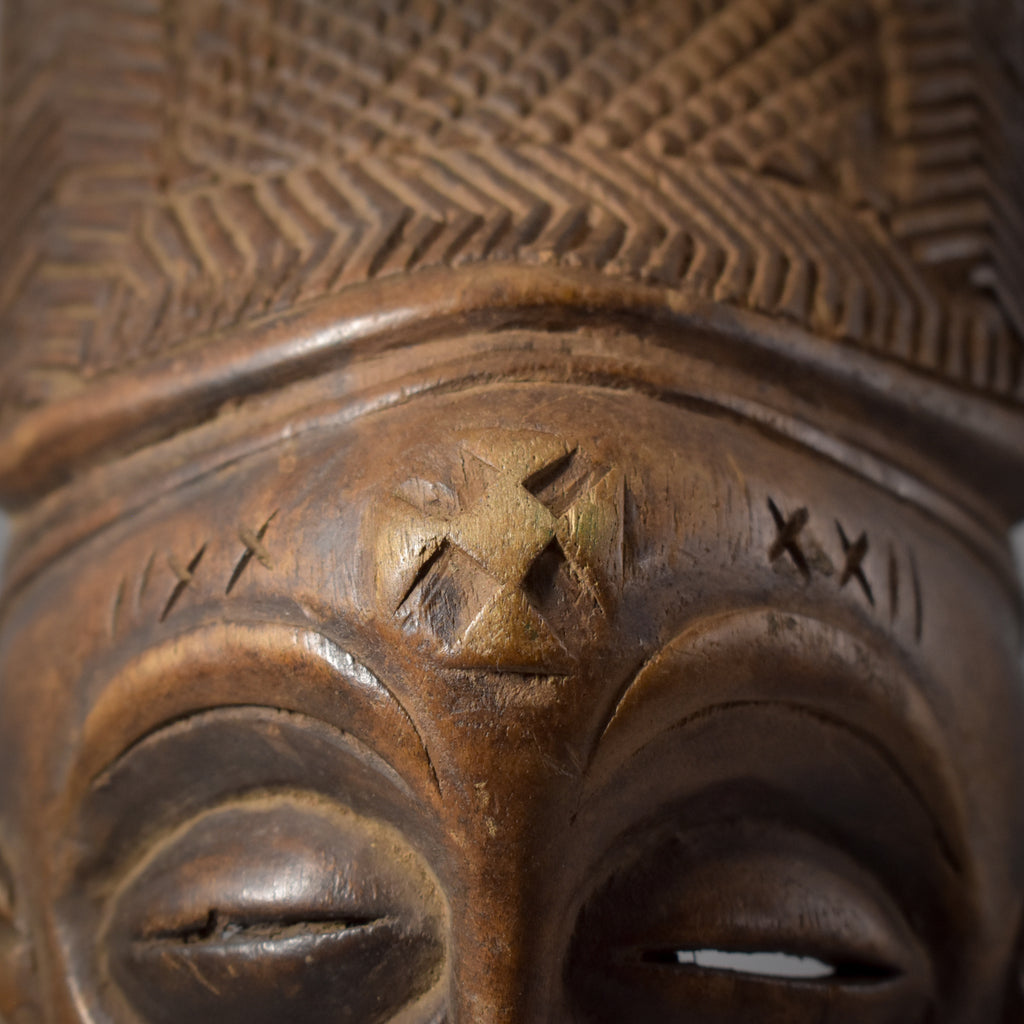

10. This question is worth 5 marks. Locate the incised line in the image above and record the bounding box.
[836,520,874,606]
[767,498,811,579]
[161,544,207,622]
[226,510,279,595]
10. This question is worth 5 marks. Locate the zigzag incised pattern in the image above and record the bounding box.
[1,0,1022,424]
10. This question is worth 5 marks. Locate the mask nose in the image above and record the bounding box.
[443,859,571,1024]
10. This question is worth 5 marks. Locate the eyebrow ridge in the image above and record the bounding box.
[75,621,440,800]
[585,607,964,874]
[299,630,440,794]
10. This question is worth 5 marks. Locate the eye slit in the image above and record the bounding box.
[642,947,900,984]
[672,949,835,980]
[143,907,386,946]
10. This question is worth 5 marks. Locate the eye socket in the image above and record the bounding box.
[569,821,933,1024]
[103,796,445,1024]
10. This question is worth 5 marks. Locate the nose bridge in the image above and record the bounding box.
[445,852,566,1024]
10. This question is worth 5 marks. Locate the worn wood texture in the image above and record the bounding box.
[0,1,1023,1022]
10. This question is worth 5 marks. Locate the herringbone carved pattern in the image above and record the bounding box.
[0,0,1021,418]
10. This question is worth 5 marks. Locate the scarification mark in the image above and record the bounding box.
[396,538,450,614]
[238,528,273,569]
[380,432,622,672]
[888,544,899,625]
[168,555,195,584]
[909,547,923,643]
[161,545,207,622]
[767,498,810,579]
[523,446,594,516]
[138,551,156,605]
[523,446,575,497]
[110,578,126,638]
[225,511,279,595]
[836,521,874,606]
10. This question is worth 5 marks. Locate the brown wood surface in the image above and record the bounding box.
[0,2,1023,1021]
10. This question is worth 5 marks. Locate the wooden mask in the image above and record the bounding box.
[0,1,1022,1020]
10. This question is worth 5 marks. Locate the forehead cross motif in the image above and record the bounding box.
[376,431,624,674]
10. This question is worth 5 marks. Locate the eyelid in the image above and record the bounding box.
[106,794,434,940]
[101,795,447,1023]
[578,825,928,986]
[71,703,434,893]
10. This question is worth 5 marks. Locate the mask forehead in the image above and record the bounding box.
[1,380,1019,825]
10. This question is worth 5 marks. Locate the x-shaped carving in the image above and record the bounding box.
[836,520,874,605]
[376,431,624,673]
[767,499,877,608]
[767,498,810,579]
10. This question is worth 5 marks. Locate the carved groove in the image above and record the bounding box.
[767,498,810,580]
[225,511,279,595]
[137,551,156,606]
[380,432,624,672]
[110,578,126,639]
[909,547,924,643]
[161,544,207,623]
[395,538,450,615]
[836,520,874,606]
[887,544,899,625]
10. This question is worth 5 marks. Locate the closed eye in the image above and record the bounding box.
[102,797,446,1024]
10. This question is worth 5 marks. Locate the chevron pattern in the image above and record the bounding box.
[1,0,1022,428]
[0,0,170,406]
[882,0,1024,374]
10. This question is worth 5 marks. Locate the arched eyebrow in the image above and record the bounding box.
[72,621,439,803]
[584,607,966,871]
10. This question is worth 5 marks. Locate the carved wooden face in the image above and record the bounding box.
[0,382,1022,1022]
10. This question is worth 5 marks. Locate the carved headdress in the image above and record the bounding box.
[0,0,1022,588]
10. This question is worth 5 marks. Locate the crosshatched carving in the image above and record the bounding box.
[376,430,624,673]
[1,0,1022,451]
